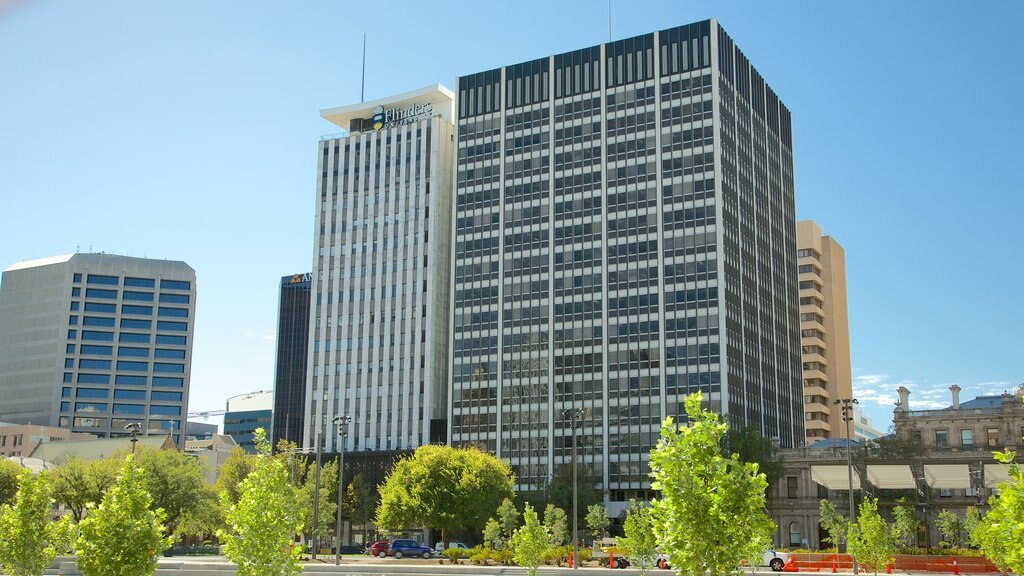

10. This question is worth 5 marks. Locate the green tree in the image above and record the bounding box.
[483,517,502,549]
[133,447,210,534]
[819,499,848,551]
[618,499,659,576]
[298,458,337,543]
[0,459,22,507]
[585,503,610,542]
[963,506,983,548]
[547,464,602,527]
[971,448,1024,573]
[847,498,897,576]
[376,444,514,543]
[217,429,303,576]
[543,504,568,546]
[340,472,375,544]
[214,447,256,505]
[511,503,549,576]
[175,487,225,540]
[936,509,962,548]
[722,424,784,491]
[495,497,520,547]
[0,471,74,576]
[890,500,918,548]
[650,391,774,576]
[74,455,173,576]
[49,456,120,522]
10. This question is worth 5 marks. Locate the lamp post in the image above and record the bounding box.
[312,424,323,560]
[835,398,859,575]
[124,422,141,454]
[561,408,584,569]
[334,415,351,566]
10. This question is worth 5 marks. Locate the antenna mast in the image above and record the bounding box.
[608,0,612,42]
[361,33,367,102]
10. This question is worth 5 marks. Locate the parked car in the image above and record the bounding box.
[657,549,790,571]
[388,539,433,559]
[435,541,470,555]
[762,550,790,571]
[369,541,389,558]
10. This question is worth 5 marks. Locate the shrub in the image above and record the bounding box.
[468,545,490,565]
[442,547,463,564]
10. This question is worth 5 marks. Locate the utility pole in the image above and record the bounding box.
[835,398,859,575]
[334,415,351,566]
[561,408,584,569]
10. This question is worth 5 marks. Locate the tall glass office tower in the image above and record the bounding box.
[271,272,311,448]
[307,85,454,453]
[450,19,801,506]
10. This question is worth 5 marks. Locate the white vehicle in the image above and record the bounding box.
[656,549,790,571]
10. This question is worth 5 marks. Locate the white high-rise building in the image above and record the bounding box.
[306,85,454,453]
[0,253,195,448]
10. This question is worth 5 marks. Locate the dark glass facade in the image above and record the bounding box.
[272,273,311,448]
[452,19,801,502]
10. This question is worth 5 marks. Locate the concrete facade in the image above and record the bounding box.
[308,85,455,453]
[796,220,852,445]
[0,422,95,458]
[0,253,195,448]
[894,384,1024,452]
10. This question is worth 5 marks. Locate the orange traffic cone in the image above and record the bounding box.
[609,550,614,569]
[832,555,838,573]
[886,562,893,574]
[783,557,799,572]
[569,551,574,568]
[953,558,959,575]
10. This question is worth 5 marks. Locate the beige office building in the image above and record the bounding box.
[797,221,852,444]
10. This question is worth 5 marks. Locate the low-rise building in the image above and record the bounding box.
[0,422,95,458]
[893,384,1024,451]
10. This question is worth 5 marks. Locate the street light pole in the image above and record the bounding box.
[835,398,859,575]
[561,408,583,569]
[124,422,141,454]
[334,415,351,566]
[312,424,322,560]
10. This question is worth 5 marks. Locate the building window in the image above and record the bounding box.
[960,429,974,448]
[935,430,948,449]
[987,428,999,447]
[789,522,801,547]
[939,489,953,498]
[787,476,798,499]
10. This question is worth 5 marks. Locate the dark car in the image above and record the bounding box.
[388,538,433,559]
[369,541,390,558]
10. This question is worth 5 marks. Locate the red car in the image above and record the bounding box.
[369,541,389,558]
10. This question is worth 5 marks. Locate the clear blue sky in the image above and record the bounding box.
[1,1,1020,432]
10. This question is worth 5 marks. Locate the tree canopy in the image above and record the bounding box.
[132,447,211,533]
[218,429,303,576]
[511,503,548,576]
[376,444,514,542]
[0,459,22,507]
[971,448,1024,573]
[722,424,783,491]
[650,391,774,576]
[0,470,74,576]
[74,456,173,576]
[618,499,659,576]
[49,456,120,522]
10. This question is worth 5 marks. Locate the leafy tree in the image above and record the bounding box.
[217,428,303,576]
[585,503,610,542]
[376,444,514,543]
[723,424,784,491]
[650,391,774,576]
[0,470,74,576]
[971,448,1024,573]
[341,472,375,544]
[511,503,549,576]
[547,464,602,526]
[543,504,568,546]
[298,458,337,543]
[483,517,502,550]
[133,447,210,534]
[936,509,962,548]
[847,498,897,576]
[175,487,224,540]
[890,499,918,548]
[214,447,256,505]
[49,456,119,522]
[819,499,848,551]
[0,458,22,506]
[963,506,982,548]
[74,455,173,576]
[618,499,659,576]
[495,497,520,547]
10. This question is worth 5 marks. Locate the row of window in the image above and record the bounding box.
[68,330,186,345]
[63,374,183,387]
[62,387,181,401]
[60,402,181,415]
[70,302,188,317]
[65,359,184,372]
[74,274,190,291]
[66,345,184,358]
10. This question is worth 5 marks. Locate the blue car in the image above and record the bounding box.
[387,539,433,559]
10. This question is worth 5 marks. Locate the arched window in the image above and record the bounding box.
[789,521,802,547]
